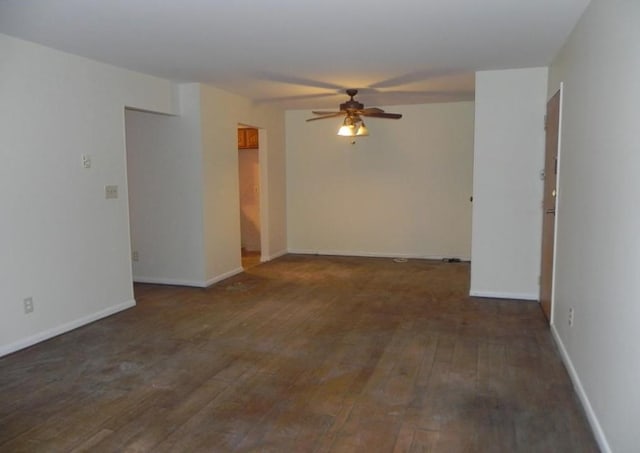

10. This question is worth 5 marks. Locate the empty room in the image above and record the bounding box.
[1,1,638,452]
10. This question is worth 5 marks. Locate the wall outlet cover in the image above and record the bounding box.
[23,297,34,314]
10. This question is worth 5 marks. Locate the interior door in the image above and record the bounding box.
[539,90,560,321]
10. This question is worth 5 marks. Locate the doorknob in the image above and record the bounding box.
[546,208,556,214]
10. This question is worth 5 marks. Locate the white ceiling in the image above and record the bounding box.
[0,0,590,109]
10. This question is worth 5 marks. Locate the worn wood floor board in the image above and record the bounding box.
[0,255,598,452]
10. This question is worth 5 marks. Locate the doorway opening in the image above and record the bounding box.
[237,125,261,269]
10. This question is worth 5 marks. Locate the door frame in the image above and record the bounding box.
[236,124,270,264]
[539,84,563,324]
[257,128,269,262]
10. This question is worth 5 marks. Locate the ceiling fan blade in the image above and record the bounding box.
[306,112,345,122]
[361,112,403,119]
[359,107,385,114]
[306,90,405,123]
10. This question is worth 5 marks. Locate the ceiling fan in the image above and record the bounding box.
[306,89,402,137]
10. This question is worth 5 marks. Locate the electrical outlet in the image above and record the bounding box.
[23,297,34,314]
[82,154,91,168]
[568,307,574,327]
[132,251,139,262]
[105,185,118,199]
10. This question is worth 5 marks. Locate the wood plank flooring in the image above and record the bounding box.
[0,255,598,452]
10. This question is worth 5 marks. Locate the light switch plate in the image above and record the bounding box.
[82,154,91,168]
[105,185,118,199]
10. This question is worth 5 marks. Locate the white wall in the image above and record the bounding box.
[470,67,548,300]
[0,34,176,355]
[286,102,475,259]
[548,2,640,451]
[125,84,287,288]
[126,85,206,286]
[199,85,287,283]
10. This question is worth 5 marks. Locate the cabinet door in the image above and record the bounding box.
[246,128,259,148]
[237,129,247,148]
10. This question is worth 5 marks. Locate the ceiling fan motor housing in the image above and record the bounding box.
[340,89,364,111]
[340,100,364,111]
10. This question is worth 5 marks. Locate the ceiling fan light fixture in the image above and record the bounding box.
[337,116,356,136]
[337,124,356,136]
[356,121,369,136]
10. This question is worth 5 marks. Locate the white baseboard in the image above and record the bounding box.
[204,267,244,287]
[0,299,136,358]
[551,325,611,453]
[133,276,208,288]
[134,267,246,288]
[261,249,288,262]
[288,249,471,262]
[469,290,538,301]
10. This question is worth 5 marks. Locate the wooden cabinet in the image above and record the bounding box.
[237,128,247,148]
[246,128,259,148]
[238,128,259,149]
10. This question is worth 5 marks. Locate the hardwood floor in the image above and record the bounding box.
[0,255,597,452]
[241,251,261,270]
